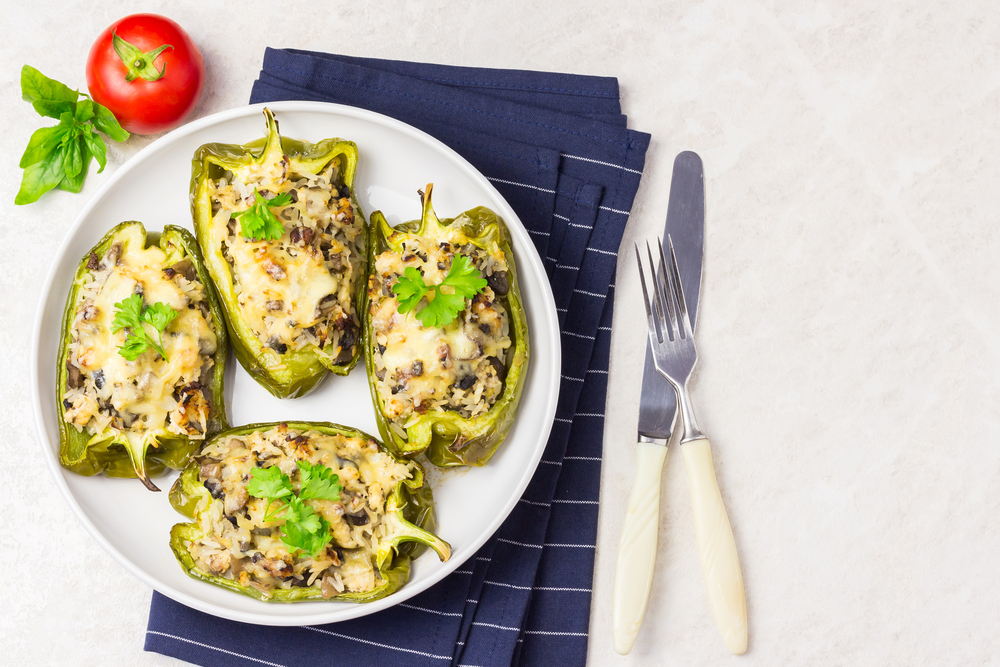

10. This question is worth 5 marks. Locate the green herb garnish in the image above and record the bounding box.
[247,460,342,556]
[297,460,344,501]
[234,189,292,241]
[392,254,488,327]
[279,497,332,556]
[16,66,129,205]
[246,465,293,523]
[111,294,178,361]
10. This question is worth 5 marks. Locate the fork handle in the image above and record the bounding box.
[612,441,668,655]
[681,438,748,654]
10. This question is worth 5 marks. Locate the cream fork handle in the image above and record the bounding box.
[681,437,748,654]
[612,441,668,655]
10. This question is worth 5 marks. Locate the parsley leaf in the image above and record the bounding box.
[234,189,289,241]
[268,191,292,207]
[281,512,331,557]
[247,466,293,502]
[280,494,306,524]
[143,301,178,332]
[248,466,294,523]
[289,499,323,534]
[392,267,428,314]
[297,460,343,502]
[392,254,488,327]
[110,293,178,361]
[117,336,148,362]
[110,292,144,332]
[246,459,338,557]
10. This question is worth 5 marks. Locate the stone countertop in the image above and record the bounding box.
[3,1,998,665]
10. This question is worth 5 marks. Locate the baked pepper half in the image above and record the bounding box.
[191,108,367,399]
[169,421,451,602]
[366,184,529,467]
[57,221,228,491]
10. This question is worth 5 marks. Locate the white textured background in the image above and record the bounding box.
[2,1,998,665]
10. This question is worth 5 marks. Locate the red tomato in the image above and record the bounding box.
[86,14,205,135]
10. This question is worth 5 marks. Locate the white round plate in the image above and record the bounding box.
[30,101,560,626]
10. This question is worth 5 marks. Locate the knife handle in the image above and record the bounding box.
[612,441,668,655]
[681,438,747,655]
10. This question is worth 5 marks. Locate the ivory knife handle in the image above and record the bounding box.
[681,437,747,654]
[612,441,668,655]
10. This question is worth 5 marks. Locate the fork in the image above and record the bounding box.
[636,236,748,655]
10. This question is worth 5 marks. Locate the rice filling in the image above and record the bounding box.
[186,424,413,598]
[62,225,218,442]
[369,222,512,426]
[208,153,363,364]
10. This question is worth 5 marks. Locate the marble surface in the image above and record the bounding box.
[3,1,998,664]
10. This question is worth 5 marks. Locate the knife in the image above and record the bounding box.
[612,152,705,655]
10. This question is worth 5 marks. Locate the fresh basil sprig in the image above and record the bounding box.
[16,65,130,205]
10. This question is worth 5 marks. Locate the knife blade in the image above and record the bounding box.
[612,151,705,655]
[637,151,705,441]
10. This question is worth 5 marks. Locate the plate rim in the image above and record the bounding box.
[30,100,561,626]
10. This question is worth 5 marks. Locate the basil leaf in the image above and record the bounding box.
[32,99,77,120]
[62,133,83,179]
[82,129,107,173]
[15,148,67,205]
[92,102,130,142]
[59,142,91,193]
[74,99,95,123]
[19,124,70,168]
[21,65,78,119]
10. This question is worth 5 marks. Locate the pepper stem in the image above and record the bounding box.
[112,31,173,83]
[419,183,442,230]
[378,486,451,568]
[257,107,285,166]
[119,431,161,491]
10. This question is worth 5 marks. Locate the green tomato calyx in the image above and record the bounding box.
[112,31,173,83]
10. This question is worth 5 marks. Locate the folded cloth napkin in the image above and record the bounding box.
[146,50,650,667]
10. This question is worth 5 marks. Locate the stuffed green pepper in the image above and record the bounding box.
[169,421,451,602]
[58,221,228,491]
[366,184,529,467]
[191,108,366,398]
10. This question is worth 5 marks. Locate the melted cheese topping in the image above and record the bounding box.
[64,224,218,439]
[188,425,413,597]
[207,154,362,358]
[370,221,510,423]
[224,230,339,342]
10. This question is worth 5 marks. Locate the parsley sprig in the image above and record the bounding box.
[392,254,488,327]
[234,189,291,241]
[111,293,178,361]
[247,461,343,557]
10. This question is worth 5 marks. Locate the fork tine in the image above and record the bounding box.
[666,235,694,339]
[634,244,661,343]
[646,241,672,341]
[655,238,679,341]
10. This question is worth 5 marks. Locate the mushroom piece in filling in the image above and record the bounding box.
[369,224,512,430]
[184,424,426,598]
[62,225,218,452]
[209,154,363,365]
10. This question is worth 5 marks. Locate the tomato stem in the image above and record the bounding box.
[112,31,173,83]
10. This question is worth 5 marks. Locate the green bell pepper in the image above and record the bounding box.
[57,221,228,491]
[365,185,529,467]
[191,108,367,398]
[168,421,451,603]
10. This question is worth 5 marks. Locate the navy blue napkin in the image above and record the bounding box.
[146,50,649,667]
